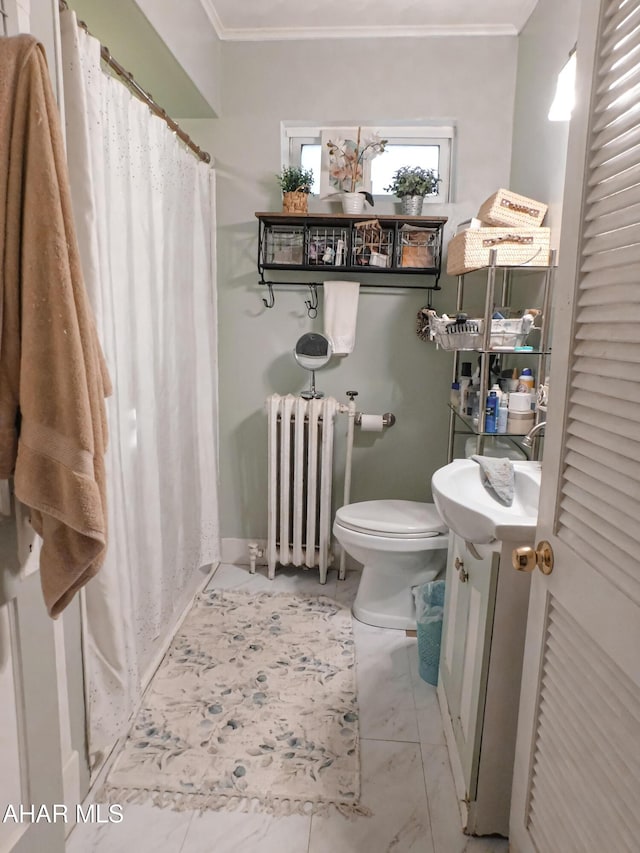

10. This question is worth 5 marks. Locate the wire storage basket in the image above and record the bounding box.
[351,219,393,268]
[263,225,305,265]
[307,225,350,265]
[398,224,437,268]
[427,312,533,350]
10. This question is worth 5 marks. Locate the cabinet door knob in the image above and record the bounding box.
[454,557,468,582]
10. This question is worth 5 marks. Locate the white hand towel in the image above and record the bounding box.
[323,281,360,355]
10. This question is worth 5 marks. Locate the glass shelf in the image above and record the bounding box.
[442,348,552,355]
[448,405,535,437]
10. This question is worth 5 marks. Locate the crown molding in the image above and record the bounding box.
[195,6,518,42]
[198,0,225,39]
[517,0,540,32]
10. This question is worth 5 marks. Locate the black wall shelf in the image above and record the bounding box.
[255,212,448,306]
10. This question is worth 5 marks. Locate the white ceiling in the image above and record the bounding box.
[199,0,539,41]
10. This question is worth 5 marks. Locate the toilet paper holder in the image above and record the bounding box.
[355,412,396,428]
[345,392,395,429]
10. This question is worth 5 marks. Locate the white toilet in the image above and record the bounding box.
[333,499,449,630]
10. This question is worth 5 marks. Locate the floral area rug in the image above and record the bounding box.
[100,589,367,816]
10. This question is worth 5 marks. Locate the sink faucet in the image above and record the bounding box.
[522,420,546,448]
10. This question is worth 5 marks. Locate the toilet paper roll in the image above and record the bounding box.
[359,414,385,432]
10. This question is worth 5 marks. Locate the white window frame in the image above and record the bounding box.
[282,122,454,203]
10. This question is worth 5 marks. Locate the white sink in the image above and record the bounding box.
[431,459,541,544]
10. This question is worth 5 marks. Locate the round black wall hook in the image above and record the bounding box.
[305,283,319,319]
[262,282,275,309]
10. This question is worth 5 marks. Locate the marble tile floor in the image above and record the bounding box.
[67,563,509,853]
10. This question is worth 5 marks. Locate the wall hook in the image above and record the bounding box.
[305,284,319,319]
[262,282,275,309]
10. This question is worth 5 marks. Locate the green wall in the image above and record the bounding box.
[186,34,519,540]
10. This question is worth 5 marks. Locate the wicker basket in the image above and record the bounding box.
[282,191,309,214]
[446,227,550,276]
[478,189,547,228]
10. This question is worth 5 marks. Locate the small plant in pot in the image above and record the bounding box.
[277,166,314,214]
[385,166,441,215]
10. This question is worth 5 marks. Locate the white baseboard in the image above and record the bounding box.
[437,680,469,832]
[221,537,267,566]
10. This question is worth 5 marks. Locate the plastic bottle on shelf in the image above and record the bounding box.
[485,391,498,434]
[516,367,534,393]
[450,382,461,410]
[458,362,472,415]
[497,397,508,434]
[469,389,480,423]
[490,383,504,405]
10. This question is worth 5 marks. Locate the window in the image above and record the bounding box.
[285,124,454,202]
[548,50,577,121]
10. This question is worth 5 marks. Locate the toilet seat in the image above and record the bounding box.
[335,500,448,539]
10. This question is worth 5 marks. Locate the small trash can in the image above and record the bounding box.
[413,579,446,686]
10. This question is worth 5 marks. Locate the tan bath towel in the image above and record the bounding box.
[0,35,111,618]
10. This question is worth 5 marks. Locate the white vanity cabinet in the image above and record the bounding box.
[437,532,532,837]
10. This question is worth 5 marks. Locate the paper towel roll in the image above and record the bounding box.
[359,414,384,432]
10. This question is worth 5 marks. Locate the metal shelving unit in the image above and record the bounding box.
[446,249,556,462]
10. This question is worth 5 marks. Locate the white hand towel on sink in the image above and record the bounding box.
[471,455,515,506]
[323,281,360,355]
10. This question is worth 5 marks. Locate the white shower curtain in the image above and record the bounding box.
[59,10,220,764]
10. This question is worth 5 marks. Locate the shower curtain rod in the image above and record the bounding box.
[58,0,212,164]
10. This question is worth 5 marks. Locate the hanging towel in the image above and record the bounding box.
[471,455,515,506]
[0,35,111,618]
[323,280,360,355]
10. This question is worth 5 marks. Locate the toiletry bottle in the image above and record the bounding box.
[468,389,479,423]
[517,367,534,393]
[450,382,461,410]
[490,383,503,405]
[458,362,472,415]
[497,397,508,434]
[485,391,498,434]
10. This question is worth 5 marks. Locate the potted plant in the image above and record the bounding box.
[385,166,441,215]
[326,128,387,213]
[276,166,314,214]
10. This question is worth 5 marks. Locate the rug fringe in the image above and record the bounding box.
[97,784,372,819]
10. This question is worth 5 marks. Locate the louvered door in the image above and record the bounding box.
[509,2,640,851]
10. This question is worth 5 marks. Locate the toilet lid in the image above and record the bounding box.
[335,500,448,537]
